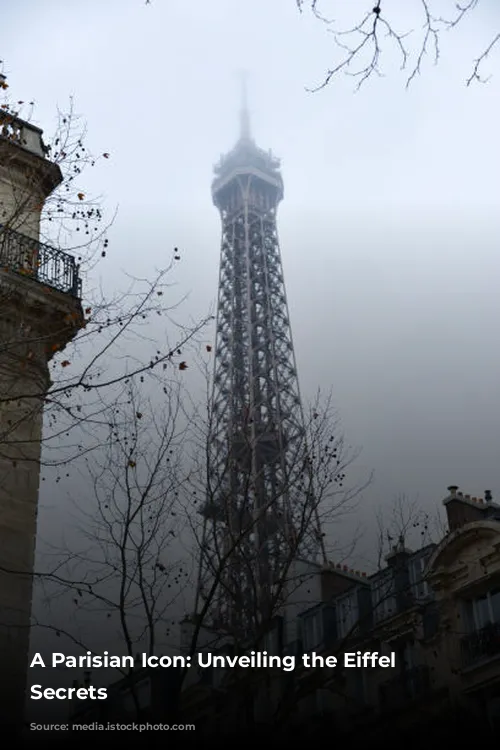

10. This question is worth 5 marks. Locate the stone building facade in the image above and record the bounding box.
[178,485,500,740]
[0,93,83,728]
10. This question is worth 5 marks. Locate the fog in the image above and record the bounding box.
[4,0,500,542]
[3,2,500,708]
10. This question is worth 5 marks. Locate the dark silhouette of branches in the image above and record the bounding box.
[296,1,499,88]
[32,377,188,659]
[0,73,214,472]
[179,372,370,656]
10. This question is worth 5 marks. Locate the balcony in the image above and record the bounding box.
[0,109,48,159]
[0,225,81,297]
[379,665,431,711]
[461,622,500,668]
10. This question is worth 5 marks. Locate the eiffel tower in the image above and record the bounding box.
[195,82,323,641]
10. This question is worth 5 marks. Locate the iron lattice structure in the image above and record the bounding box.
[197,100,323,640]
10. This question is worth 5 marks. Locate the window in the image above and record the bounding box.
[263,625,280,655]
[409,555,431,600]
[372,571,397,623]
[337,590,359,639]
[464,588,500,631]
[399,640,415,671]
[302,610,323,652]
[422,605,439,639]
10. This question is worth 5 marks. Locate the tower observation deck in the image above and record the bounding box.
[195,89,322,641]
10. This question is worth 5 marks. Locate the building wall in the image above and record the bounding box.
[0,323,47,725]
[426,517,500,709]
[0,121,51,241]
[0,163,44,239]
[0,120,81,730]
[282,558,323,644]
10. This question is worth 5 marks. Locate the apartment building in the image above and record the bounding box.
[178,485,500,740]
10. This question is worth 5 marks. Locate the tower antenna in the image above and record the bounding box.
[239,69,251,141]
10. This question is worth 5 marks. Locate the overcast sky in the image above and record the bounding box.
[3,0,500,554]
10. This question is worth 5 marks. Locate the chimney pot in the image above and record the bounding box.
[447,485,459,495]
[485,490,492,503]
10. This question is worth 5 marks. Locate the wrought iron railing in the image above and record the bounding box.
[461,622,500,667]
[0,225,81,297]
[379,665,430,710]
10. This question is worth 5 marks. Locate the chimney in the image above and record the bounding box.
[485,490,492,504]
[385,536,412,567]
[443,484,486,532]
[83,670,91,688]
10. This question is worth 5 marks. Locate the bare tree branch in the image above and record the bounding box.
[297,1,499,88]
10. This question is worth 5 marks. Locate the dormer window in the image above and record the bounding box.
[337,589,359,639]
[372,570,397,623]
[301,609,323,652]
[409,554,431,600]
